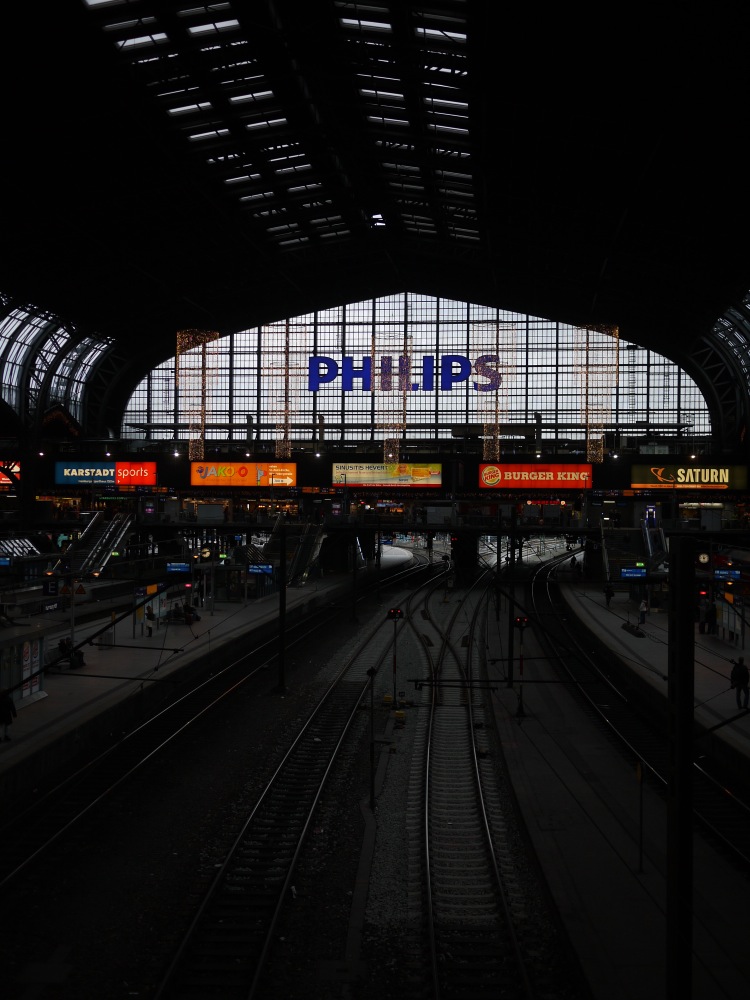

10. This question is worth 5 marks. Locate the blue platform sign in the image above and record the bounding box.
[167,562,191,573]
[714,568,741,580]
[248,564,274,575]
[621,567,647,579]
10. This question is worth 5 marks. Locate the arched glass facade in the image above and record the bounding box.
[122,293,711,452]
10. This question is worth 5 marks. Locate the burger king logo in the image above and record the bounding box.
[481,465,501,487]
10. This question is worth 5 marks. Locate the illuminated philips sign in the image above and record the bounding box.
[308,355,502,392]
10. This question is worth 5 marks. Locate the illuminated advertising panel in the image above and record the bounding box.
[190,462,297,487]
[479,464,593,489]
[333,463,442,487]
[55,461,157,486]
[630,465,746,490]
[116,462,157,486]
[0,462,20,485]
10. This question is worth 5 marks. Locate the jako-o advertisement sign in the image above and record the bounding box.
[479,464,593,489]
[55,462,158,486]
[190,462,297,488]
[309,354,501,392]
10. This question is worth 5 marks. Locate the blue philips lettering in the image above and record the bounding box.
[308,356,339,391]
[341,356,372,391]
[397,356,410,391]
[379,356,393,391]
[441,355,472,391]
[474,355,502,392]
[308,354,499,392]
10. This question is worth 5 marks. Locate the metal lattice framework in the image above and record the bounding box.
[175,330,221,461]
[574,326,620,463]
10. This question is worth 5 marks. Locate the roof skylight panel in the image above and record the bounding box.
[436,169,472,181]
[274,163,313,176]
[388,181,425,194]
[251,208,286,219]
[177,3,233,15]
[230,89,275,105]
[382,162,420,173]
[245,117,288,131]
[367,114,410,127]
[428,120,469,135]
[239,190,277,203]
[359,88,405,101]
[168,101,213,116]
[187,20,240,38]
[288,182,324,195]
[223,173,262,185]
[414,26,467,44]
[423,96,468,111]
[375,139,418,153]
[431,147,470,159]
[266,150,306,164]
[115,32,169,53]
[439,186,473,200]
[339,18,393,34]
[187,127,231,142]
[302,198,334,210]
[310,214,344,227]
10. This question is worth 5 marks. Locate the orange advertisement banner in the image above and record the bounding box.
[190,462,297,488]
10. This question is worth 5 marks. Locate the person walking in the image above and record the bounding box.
[639,599,648,625]
[1,688,17,741]
[604,584,614,608]
[730,656,749,711]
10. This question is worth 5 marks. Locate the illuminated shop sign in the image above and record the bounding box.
[55,462,157,486]
[308,355,501,392]
[0,462,20,484]
[630,465,746,490]
[190,462,297,488]
[333,463,442,487]
[478,464,593,489]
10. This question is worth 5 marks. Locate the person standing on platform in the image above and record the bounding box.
[730,657,749,711]
[1,688,17,741]
[639,599,648,625]
[604,584,614,608]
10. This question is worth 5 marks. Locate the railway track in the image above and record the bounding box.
[396,566,585,1000]
[0,555,433,891]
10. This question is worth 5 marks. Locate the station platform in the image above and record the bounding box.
[489,571,750,1000]
[0,547,413,800]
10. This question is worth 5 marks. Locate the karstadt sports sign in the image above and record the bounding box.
[55,462,158,486]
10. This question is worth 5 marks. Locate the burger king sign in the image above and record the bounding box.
[479,464,593,489]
